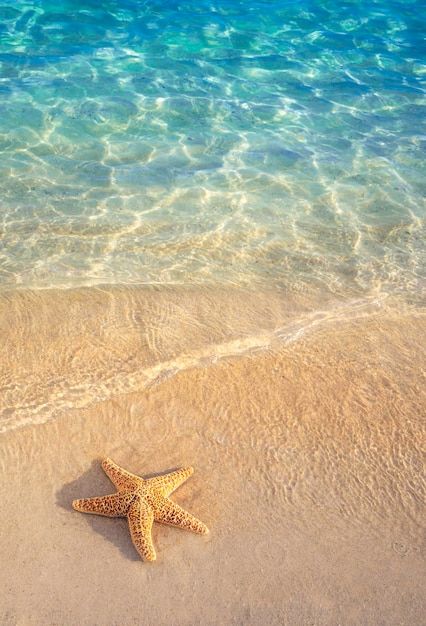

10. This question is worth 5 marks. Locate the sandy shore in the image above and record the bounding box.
[0,287,425,625]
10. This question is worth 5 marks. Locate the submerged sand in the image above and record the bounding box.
[0,286,425,625]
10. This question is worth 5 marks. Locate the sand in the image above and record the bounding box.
[0,286,425,625]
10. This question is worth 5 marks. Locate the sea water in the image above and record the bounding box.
[0,0,424,299]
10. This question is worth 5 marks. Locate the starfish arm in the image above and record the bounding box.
[146,467,194,496]
[101,457,142,491]
[72,492,134,517]
[154,499,209,535]
[127,496,156,561]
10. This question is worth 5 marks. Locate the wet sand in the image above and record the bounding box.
[0,287,425,625]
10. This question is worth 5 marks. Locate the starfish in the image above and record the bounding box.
[72,458,209,561]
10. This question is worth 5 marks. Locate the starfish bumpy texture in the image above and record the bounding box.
[72,458,209,561]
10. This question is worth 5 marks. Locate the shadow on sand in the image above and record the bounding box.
[56,460,140,562]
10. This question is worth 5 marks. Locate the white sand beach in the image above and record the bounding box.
[0,287,424,625]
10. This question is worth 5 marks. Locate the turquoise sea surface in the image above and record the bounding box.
[0,0,425,298]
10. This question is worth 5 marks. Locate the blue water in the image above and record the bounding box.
[0,0,425,298]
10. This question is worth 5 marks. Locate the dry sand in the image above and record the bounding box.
[0,287,425,625]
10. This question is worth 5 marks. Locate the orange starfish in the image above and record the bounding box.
[72,458,209,561]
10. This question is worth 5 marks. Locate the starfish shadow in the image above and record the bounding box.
[56,460,140,562]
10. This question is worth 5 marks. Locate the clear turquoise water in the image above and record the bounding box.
[0,0,425,298]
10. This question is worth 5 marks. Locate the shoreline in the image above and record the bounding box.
[0,282,418,433]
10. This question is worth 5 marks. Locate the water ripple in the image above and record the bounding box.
[0,0,424,298]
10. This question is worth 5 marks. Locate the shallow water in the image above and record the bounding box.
[0,0,425,298]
